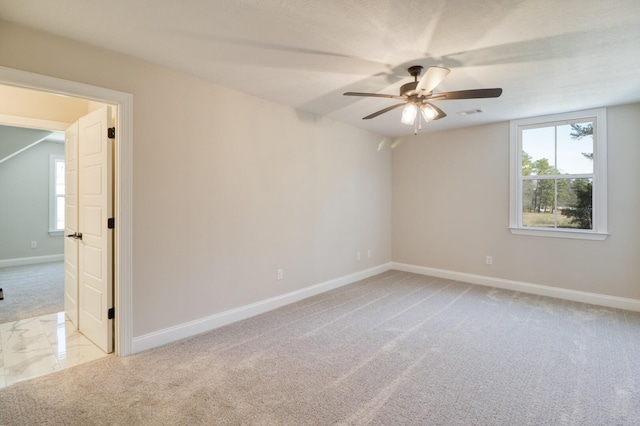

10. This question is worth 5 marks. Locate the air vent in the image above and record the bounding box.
[457,108,484,116]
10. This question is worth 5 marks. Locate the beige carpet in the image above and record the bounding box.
[0,261,64,323]
[1,270,639,425]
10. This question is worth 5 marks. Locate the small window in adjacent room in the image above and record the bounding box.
[509,108,608,240]
[49,154,65,235]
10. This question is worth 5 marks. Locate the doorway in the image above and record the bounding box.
[0,65,133,357]
[0,102,111,331]
[0,114,112,387]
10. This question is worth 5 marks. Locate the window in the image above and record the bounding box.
[49,154,65,235]
[509,108,607,240]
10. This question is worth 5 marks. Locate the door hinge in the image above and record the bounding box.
[108,127,116,139]
[108,307,115,320]
[108,217,115,229]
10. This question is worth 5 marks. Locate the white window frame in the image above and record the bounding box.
[509,108,608,240]
[49,154,65,236]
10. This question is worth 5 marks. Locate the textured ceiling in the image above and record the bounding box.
[1,0,639,137]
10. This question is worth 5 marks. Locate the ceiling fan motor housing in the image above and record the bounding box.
[407,65,423,78]
[401,66,424,96]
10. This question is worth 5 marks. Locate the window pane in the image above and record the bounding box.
[55,159,65,195]
[522,126,556,175]
[521,179,556,227]
[558,178,592,229]
[56,196,65,230]
[556,122,593,174]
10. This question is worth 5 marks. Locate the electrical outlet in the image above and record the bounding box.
[277,268,283,280]
[31,241,37,249]
[486,256,493,265]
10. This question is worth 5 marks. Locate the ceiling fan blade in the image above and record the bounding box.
[363,103,406,120]
[415,66,451,94]
[429,88,503,100]
[344,92,405,100]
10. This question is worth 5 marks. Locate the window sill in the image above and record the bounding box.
[509,227,608,241]
[48,230,64,237]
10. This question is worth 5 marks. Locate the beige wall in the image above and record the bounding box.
[0,22,392,336]
[393,103,640,299]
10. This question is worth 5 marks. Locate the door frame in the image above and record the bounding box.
[0,65,133,356]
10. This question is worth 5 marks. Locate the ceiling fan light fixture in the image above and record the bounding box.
[421,104,438,122]
[401,103,418,125]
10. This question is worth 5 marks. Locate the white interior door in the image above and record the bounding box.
[64,122,79,328]
[78,106,113,353]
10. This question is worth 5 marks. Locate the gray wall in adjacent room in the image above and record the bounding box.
[0,140,65,261]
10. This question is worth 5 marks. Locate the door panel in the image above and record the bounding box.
[78,106,113,353]
[64,122,79,328]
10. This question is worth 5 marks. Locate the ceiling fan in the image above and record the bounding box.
[344,65,502,134]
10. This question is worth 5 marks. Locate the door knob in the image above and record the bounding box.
[66,232,83,240]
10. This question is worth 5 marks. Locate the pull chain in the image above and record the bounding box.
[414,112,422,135]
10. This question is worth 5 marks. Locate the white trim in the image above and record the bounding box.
[0,254,64,268]
[132,263,392,354]
[509,227,608,240]
[392,262,640,312]
[0,66,134,356]
[132,260,640,353]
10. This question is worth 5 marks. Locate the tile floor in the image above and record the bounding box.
[0,312,109,388]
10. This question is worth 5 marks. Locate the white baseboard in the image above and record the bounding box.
[132,261,640,354]
[132,263,393,354]
[392,262,640,312]
[0,254,64,268]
